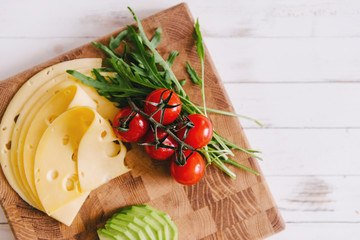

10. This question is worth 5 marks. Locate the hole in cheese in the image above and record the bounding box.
[99,119,102,124]
[2,127,6,131]
[36,168,40,173]
[37,178,40,183]
[29,144,33,150]
[47,170,59,181]
[62,135,70,145]
[5,141,11,150]
[71,152,78,162]
[14,114,19,123]
[80,172,84,178]
[46,70,50,75]
[93,99,99,104]
[105,141,121,157]
[47,115,58,125]
[101,130,107,139]
[64,175,77,191]
[54,90,60,94]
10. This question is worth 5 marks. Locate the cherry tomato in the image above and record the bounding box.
[112,107,149,142]
[177,114,213,149]
[170,150,205,185]
[144,89,181,125]
[143,129,178,160]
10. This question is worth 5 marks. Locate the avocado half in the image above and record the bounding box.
[98,205,178,240]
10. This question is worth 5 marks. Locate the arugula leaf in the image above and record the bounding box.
[192,19,207,117]
[92,42,121,61]
[109,29,128,51]
[166,51,179,67]
[185,61,202,87]
[128,6,187,98]
[66,70,150,97]
[126,25,169,89]
[150,28,162,48]
[194,19,205,63]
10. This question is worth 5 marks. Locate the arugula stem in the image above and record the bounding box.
[197,106,263,127]
[178,96,204,115]
[222,159,260,175]
[210,155,236,179]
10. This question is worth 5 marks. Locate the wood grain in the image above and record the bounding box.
[0,3,284,239]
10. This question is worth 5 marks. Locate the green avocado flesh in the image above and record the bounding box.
[98,205,178,240]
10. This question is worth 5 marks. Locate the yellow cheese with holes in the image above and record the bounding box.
[78,109,128,192]
[34,107,95,213]
[23,84,96,201]
[1,58,128,226]
[0,59,102,210]
[14,69,95,210]
[49,191,89,226]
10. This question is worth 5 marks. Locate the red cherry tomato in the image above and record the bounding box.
[170,150,205,185]
[143,129,178,160]
[177,114,213,149]
[112,107,149,142]
[144,89,181,125]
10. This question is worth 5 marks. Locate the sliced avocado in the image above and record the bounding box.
[115,213,156,240]
[98,205,178,240]
[121,210,163,240]
[157,213,178,240]
[98,228,124,240]
[126,206,170,240]
[105,223,136,240]
[108,218,148,240]
[135,205,177,240]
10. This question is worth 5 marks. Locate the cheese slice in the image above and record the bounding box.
[50,191,90,226]
[1,58,125,226]
[0,58,102,209]
[23,84,96,204]
[76,82,119,121]
[14,69,95,210]
[78,109,128,192]
[34,107,96,213]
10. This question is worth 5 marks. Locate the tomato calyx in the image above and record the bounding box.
[114,109,138,132]
[141,126,177,151]
[173,148,197,166]
[175,115,194,141]
[144,89,181,125]
[112,106,149,143]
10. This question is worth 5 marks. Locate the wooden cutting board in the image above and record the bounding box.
[0,3,285,240]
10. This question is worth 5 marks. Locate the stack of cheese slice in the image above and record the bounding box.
[0,59,129,226]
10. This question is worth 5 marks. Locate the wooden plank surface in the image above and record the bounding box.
[225,83,360,128]
[2,0,360,239]
[0,3,284,240]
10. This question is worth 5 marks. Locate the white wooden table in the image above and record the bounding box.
[1,0,360,239]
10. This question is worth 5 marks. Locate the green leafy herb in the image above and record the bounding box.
[192,19,207,116]
[68,7,262,178]
[150,28,162,48]
[185,62,202,87]
[166,51,179,67]
[109,29,128,52]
